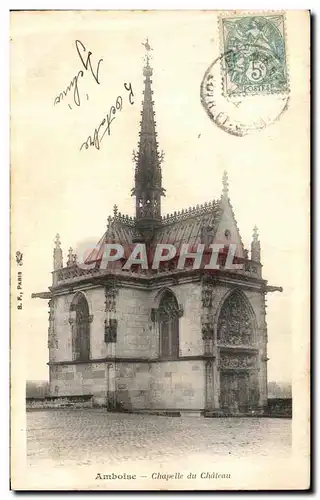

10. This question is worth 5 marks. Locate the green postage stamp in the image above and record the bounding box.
[220,14,289,96]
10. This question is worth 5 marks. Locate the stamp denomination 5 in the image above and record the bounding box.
[200,12,290,137]
[220,14,289,97]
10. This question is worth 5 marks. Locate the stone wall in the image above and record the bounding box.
[51,295,72,362]
[52,281,204,362]
[149,360,205,410]
[116,287,153,357]
[114,282,203,359]
[112,359,205,411]
[49,362,108,405]
[49,280,268,413]
[88,288,108,359]
[111,281,205,412]
[171,283,203,357]
[52,288,107,363]
[114,362,151,410]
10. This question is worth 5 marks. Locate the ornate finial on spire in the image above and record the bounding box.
[107,215,112,230]
[251,225,261,263]
[67,247,73,267]
[222,170,229,197]
[142,38,153,52]
[113,204,118,217]
[53,233,63,274]
[54,233,61,249]
[142,38,153,76]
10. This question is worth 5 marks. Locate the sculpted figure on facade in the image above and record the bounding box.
[217,292,254,346]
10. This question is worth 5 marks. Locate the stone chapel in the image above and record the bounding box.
[32,51,282,416]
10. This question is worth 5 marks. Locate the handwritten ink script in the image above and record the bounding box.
[54,40,103,109]
[80,83,134,151]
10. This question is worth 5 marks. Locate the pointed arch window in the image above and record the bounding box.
[70,293,91,361]
[217,292,254,346]
[158,291,180,359]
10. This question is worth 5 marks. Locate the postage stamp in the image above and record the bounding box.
[220,14,289,97]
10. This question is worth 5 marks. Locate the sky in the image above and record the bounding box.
[11,10,309,384]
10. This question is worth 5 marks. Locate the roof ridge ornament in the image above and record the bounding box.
[161,200,219,224]
[67,247,74,267]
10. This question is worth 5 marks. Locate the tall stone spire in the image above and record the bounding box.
[131,40,165,243]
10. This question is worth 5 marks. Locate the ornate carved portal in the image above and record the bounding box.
[219,370,260,412]
[215,291,260,413]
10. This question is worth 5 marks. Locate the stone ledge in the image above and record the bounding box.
[26,395,94,410]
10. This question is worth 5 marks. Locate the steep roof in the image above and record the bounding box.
[154,200,222,247]
[84,195,245,266]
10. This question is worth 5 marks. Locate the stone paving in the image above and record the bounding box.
[27,409,291,468]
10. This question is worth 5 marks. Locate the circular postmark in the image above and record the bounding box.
[200,49,290,137]
[201,14,290,136]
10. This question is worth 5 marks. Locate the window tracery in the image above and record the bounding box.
[158,291,180,358]
[70,293,91,361]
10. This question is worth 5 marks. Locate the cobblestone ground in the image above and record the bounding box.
[27,409,291,469]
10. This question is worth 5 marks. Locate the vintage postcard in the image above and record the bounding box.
[10,10,310,491]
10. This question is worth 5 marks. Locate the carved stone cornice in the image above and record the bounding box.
[219,353,257,370]
[48,354,216,366]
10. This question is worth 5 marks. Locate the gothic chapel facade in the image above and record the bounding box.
[33,52,282,416]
